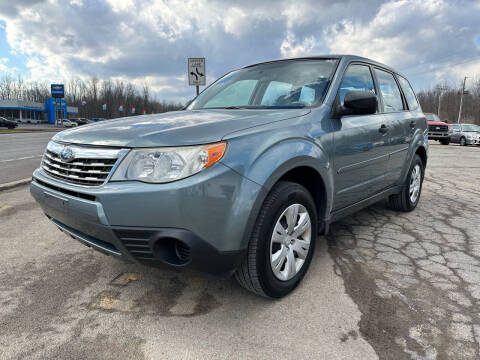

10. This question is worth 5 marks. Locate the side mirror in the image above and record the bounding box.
[339,91,378,116]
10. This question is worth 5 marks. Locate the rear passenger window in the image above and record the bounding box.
[339,65,375,104]
[373,68,404,112]
[397,75,419,110]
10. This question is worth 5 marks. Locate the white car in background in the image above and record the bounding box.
[61,119,78,128]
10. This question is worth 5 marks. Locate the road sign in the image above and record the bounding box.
[188,58,206,86]
[51,84,64,98]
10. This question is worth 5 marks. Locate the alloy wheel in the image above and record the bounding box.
[269,204,312,281]
[409,164,421,203]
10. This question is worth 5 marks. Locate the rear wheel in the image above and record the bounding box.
[440,139,450,145]
[235,181,317,298]
[389,154,424,212]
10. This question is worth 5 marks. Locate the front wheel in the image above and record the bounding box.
[235,181,317,298]
[460,137,467,146]
[389,154,424,212]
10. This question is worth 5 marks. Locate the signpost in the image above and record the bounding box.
[51,84,64,98]
[51,84,65,126]
[188,58,206,96]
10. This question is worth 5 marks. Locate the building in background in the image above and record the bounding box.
[0,99,78,124]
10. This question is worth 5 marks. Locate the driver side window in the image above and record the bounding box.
[339,64,376,105]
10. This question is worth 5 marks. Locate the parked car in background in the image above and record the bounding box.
[450,123,480,146]
[425,113,451,145]
[90,118,106,122]
[71,118,90,126]
[61,119,78,128]
[31,55,428,298]
[0,116,18,129]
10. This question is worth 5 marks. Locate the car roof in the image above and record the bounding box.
[243,54,403,77]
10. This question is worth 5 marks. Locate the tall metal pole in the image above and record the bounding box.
[457,76,468,124]
[196,85,199,96]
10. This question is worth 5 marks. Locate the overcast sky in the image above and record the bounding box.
[1,0,479,102]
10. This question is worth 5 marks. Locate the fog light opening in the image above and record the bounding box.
[152,237,191,265]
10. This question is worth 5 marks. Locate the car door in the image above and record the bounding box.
[372,68,411,186]
[332,63,390,211]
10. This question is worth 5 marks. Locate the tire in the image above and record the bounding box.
[235,181,318,298]
[389,154,424,212]
[440,139,450,145]
[460,137,467,146]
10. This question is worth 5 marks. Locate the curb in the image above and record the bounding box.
[0,129,60,134]
[0,178,31,191]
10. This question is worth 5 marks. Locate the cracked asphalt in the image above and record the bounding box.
[0,142,479,359]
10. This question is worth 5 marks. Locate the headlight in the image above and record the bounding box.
[110,142,226,183]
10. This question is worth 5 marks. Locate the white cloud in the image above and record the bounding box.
[0,0,479,100]
[280,32,317,58]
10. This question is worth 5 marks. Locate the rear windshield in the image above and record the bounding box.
[188,59,338,110]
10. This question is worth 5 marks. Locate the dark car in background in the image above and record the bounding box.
[450,123,480,146]
[0,116,18,129]
[71,118,90,126]
[425,113,451,145]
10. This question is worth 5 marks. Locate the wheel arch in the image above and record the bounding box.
[239,158,332,251]
[415,144,427,168]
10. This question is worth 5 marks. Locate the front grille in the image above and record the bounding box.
[428,124,448,132]
[42,149,118,186]
[115,230,154,260]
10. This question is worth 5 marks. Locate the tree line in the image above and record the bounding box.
[0,74,183,119]
[1,72,479,124]
[416,78,480,124]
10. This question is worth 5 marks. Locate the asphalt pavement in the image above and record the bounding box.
[0,143,479,359]
[0,132,54,184]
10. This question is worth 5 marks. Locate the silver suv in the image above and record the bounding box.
[31,55,428,298]
[450,123,480,146]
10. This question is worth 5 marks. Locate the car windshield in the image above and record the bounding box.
[188,59,338,110]
[425,114,440,121]
[462,124,477,132]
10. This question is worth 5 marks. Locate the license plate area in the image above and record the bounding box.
[43,191,69,214]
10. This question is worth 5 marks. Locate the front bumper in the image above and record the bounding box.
[428,133,450,140]
[30,164,264,277]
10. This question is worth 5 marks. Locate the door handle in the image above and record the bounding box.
[379,124,388,134]
[409,120,416,128]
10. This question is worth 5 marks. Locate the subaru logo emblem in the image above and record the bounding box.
[60,147,74,162]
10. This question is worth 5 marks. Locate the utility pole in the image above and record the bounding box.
[457,76,469,124]
[437,85,447,118]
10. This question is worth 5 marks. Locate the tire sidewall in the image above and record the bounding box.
[404,155,424,210]
[257,184,317,298]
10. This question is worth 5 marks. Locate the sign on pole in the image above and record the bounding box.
[51,84,64,98]
[188,58,205,95]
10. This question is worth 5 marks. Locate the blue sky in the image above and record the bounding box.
[0,0,479,102]
[0,21,29,76]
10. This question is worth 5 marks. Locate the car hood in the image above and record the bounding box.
[53,109,310,147]
[427,121,449,126]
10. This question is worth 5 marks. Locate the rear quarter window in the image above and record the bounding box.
[397,75,420,111]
